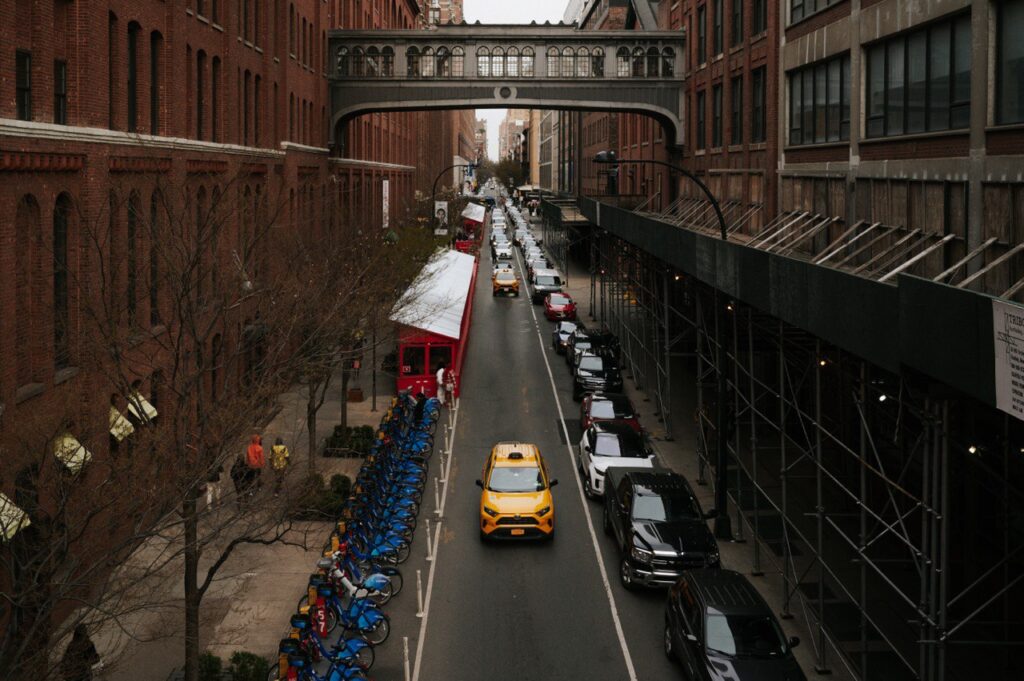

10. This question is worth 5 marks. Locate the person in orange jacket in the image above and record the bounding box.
[245,434,265,495]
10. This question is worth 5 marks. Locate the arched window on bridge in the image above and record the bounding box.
[436,46,451,77]
[366,47,381,76]
[492,47,505,78]
[577,47,590,77]
[591,47,605,77]
[616,47,629,77]
[452,46,464,77]
[421,47,435,77]
[632,47,645,77]
[477,46,490,77]
[561,47,575,78]
[547,46,559,77]
[507,47,520,77]
[407,46,421,77]
[647,47,659,78]
[382,47,395,76]
[351,47,365,76]
[337,46,349,76]
[661,47,675,78]
[522,47,535,78]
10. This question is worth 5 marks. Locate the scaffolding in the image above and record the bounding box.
[562,218,1024,681]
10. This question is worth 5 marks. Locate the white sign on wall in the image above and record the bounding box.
[994,298,1024,420]
[382,179,390,230]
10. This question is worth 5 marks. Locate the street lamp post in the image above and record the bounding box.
[592,150,733,540]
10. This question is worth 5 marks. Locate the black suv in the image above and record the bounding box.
[603,468,719,590]
[572,351,623,400]
[665,570,806,681]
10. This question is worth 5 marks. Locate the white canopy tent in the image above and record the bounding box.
[390,249,477,340]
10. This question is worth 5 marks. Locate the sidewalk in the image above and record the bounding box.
[96,366,390,681]
[557,255,854,681]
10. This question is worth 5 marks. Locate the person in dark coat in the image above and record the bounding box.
[61,624,100,681]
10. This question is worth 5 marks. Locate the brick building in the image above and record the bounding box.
[779,0,1024,301]
[0,0,470,661]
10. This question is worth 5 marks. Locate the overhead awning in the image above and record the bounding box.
[127,391,158,422]
[390,250,477,340]
[0,493,31,541]
[109,406,135,441]
[460,203,486,224]
[53,433,93,473]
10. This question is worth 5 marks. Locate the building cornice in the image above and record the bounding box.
[330,157,417,172]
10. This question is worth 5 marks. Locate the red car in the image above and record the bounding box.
[580,393,642,434]
[544,293,577,321]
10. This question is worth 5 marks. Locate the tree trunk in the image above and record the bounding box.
[182,488,201,681]
[307,382,319,477]
[340,369,351,432]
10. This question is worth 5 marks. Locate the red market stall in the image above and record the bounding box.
[455,203,486,254]
[390,249,478,399]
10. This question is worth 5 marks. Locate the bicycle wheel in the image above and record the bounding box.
[363,614,391,646]
[346,641,375,670]
[368,581,393,607]
[395,542,411,564]
[325,605,339,634]
[296,594,308,611]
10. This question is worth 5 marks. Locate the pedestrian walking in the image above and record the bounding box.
[205,462,224,508]
[270,437,290,496]
[435,362,447,406]
[61,624,100,681]
[231,454,247,509]
[246,434,265,493]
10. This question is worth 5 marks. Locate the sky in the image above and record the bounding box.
[463,0,573,159]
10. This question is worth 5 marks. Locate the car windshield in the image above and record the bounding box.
[535,275,560,286]
[487,466,545,493]
[705,612,789,659]
[592,433,645,457]
[590,398,632,419]
[496,272,516,283]
[549,294,571,305]
[558,322,578,335]
[578,356,604,372]
[631,492,701,521]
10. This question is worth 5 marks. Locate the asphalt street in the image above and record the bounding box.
[409,228,680,681]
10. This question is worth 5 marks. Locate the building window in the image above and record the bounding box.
[196,51,206,139]
[590,47,603,77]
[696,90,706,149]
[54,194,71,370]
[16,50,31,121]
[493,47,506,78]
[866,13,970,138]
[697,6,706,64]
[791,0,842,24]
[523,47,536,77]
[127,23,139,132]
[108,13,117,128]
[752,66,766,142]
[150,192,161,326]
[478,47,491,77]
[407,46,421,77]
[712,84,723,147]
[632,47,644,77]
[211,56,220,141]
[789,53,850,145]
[561,47,574,78]
[548,47,559,78]
[127,192,139,326]
[54,60,67,125]
[254,75,261,145]
[646,47,659,78]
[384,47,397,76]
[713,0,723,56]
[508,47,521,77]
[997,0,1024,124]
[753,0,767,34]
[420,47,434,77]
[150,32,162,134]
[731,0,743,47]
[662,47,675,77]
[574,47,586,77]
[616,46,629,77]
[731,75,743,145]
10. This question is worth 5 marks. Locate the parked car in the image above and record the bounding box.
[602,467,719,590]
[580,393,641,433]
[577,422,655,498]
[527,257,552,281]
[476,442,558,541]
[544,293,577,321]
[552,321,580,353]
[665,569,805,681]
[565,330,595,368]
[571,349,622,396]
[530,269,563,304]
[492,268,520,297]
[494,242,514,261]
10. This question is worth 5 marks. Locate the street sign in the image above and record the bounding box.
[434,228,449,236]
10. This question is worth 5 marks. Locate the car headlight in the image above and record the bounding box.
[630,547,654,564]
[482,506,499,517]
[537,506,551,517]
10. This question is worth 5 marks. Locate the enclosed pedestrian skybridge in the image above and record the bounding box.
[327,24,687,145]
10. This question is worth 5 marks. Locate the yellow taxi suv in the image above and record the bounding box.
[476,442,558,540]
[492,268,520,297]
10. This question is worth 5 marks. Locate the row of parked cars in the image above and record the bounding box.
[497,207,810,680]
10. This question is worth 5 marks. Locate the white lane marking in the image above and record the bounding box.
[410,345,462,676]
[513,249,640,681]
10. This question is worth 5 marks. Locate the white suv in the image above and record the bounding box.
[578,422,656,498]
